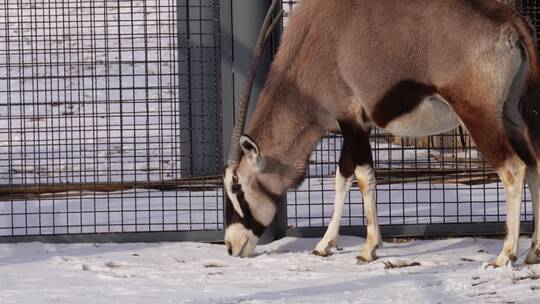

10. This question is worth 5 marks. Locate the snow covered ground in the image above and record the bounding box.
[1,236,540,303]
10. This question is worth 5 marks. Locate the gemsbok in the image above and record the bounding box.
[223,0,540,267]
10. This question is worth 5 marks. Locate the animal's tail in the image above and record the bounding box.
[514,15,540,162]
[504,16,540,166]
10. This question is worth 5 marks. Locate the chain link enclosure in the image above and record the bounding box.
[0,0,538,242]
[0,0,223,239]
[283,0,536,235]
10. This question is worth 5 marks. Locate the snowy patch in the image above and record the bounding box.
[1,237,539,303]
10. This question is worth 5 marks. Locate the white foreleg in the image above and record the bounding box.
[494,160,526,267]
[355,164,382,263]
[313,166,353,257]
[526,166,540,264]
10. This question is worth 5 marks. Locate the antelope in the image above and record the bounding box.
[223,0,540,267]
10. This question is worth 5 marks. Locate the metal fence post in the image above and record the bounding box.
[178,0,222,177]
[221,0,287,244]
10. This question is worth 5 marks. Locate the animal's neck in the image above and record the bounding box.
[246,74,326,190]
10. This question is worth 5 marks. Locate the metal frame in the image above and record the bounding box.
[280,0,536,242]
[0,0,538,244]
[0,230,223,244]
[220,0,287,244]
[0,0,224,242]
[287,223,534,239]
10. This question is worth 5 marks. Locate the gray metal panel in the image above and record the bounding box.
[0,231,224,244]
[178,0,192,177]
[221,0,275,163]
[178,0,222,177]
[220,0,287,244]
[220,0,234,168]
[286,222,535,239]
[3,222,533,244]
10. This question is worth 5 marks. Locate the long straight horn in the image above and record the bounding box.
[227,0,284,167]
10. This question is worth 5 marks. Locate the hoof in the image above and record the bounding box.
[312,249,332,257]
[356,243,380,264]
[491,253,517,268]
[525,247,540,265]
[484,260,501,269]
[313,238,338,258]
[356,254,378,264]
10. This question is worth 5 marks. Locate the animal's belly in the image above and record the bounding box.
[381,95,460,137]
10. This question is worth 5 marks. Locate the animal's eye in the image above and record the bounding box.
[232,174,239,183]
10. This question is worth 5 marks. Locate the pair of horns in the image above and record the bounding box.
[227,0,284,167]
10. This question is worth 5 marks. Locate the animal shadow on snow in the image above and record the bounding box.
[269,236,501,260]
[267,236,370,255]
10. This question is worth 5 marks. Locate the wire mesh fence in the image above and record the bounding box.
[0,0,538,241]
[284,0,536,231]
[0,0,223,237]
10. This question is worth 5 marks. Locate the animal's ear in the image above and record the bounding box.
[239,135,264,169]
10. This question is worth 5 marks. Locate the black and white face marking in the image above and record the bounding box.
[224,166,265,258]
[224,135,280,257]
[225,168,266,237]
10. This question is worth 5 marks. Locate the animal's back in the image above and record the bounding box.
[336,0,520,93]
[277,0,534,132]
